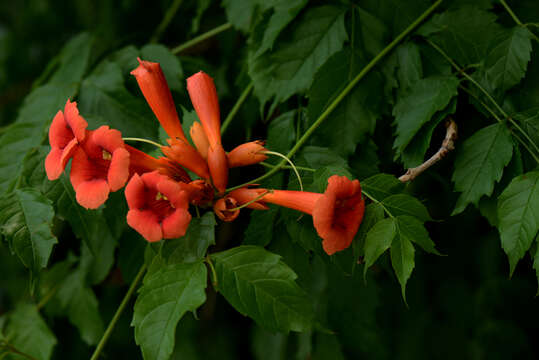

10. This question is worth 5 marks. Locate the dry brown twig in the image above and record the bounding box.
[399,118,458,183]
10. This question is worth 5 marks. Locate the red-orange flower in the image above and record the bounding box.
[45,99,88,180]
[230,175,365,255]
[161,138,210,180]
[190,121,209,160]
[213,196,240,222]
[227,141,268,168]
[187,71,228,193]
[130,58,187,142]
[69,126,130,209]
[125,171,191,242]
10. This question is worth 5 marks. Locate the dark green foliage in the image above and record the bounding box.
[2,0,539,359]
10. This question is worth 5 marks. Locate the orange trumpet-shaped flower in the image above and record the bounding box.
[207,145,228,194]
[161,138,210,180]
[227,141,268,168]
[130,58,187,142]
[125,171,191,242]
[70,126,130,209]
[213,196,240,222]
[124,145,191,183]
[227,187,269,210]
[45,99,88,180]
[186,71,228,193]
[190,121,210,160]
[186,72,221,147]
[231,175,365,255]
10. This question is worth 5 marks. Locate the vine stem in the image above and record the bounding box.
[221,82,254,135]
[122,137,163,149]
[171,23,233,55]
[225,0,443,192]
[150,0,184,43]
[427,39,539,160]
[89,264,147,360]
[260,162,315,172]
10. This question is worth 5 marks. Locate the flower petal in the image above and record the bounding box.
[127,209,163,242]
[130,59,187,142]
[161,208,192,239]
[125,173,145,209]
[63,99,88,142]
[75,179,110,209]
[207,144,228,194]
[186,71,221,147]
[48,110,72,149]
[108,147,130,191]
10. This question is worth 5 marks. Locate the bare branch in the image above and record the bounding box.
[399,118,458,183]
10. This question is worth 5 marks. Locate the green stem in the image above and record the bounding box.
[427,39,539,160]
[499,0,539,44]
[205,256,218,290]
[0,344,37,360]
[361,189,394,218]
[171,23,233,55]
[221,82,254,135]
[225,0,443,192]
[122,137,163,149]
[460,85,539,163]
[262,151,303,191]
[260,162,315,172]
[151,0,184,43]
[90,264,147,360]
[499,0,522,25]
[36,284,61,311]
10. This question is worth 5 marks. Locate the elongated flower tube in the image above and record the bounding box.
[45,99,88,180]
[131,58,187,142]
[187,71,228,193]
[190,121,210,160]
[231,175,365,255]
[125,145,191,183]
[125,171,191,242]
[228,187,269,210]
[161,138,210,180]
[70,126,130,209]
[227,141,268,168]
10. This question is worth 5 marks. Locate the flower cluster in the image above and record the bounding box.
[45,58,365,255]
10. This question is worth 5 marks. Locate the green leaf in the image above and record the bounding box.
[452,124,513,215]
[484,26,532,93]
[249,5,347,110]
[307,49,383,156]
[363,217,397,279]
[211,245,314,333]
[392,76,459,158]
[133,261,207,360]
[78,61,158,139]
[361,174,404,201]
[0,188,56,273]
[381,194,432,221]
[533,236,539,296]
[396,215,440,255]
[49,175,116,285]
[498,171,539,275]
[5,304,57,360]
[396,42,423,92]
[223,0,260,32]
[161,212,216,264]
[355,203,386,257]
[513,109,539,147]
[140,44,184,92]
[401,98,457,168]
[55,268,104,345]
[48,32,94,85]
[390,227,415,302]
[267,110,297,157]
[421,6,502,66]
[402,98,457,168]
[244,207,279,247]
[254,0,309,57]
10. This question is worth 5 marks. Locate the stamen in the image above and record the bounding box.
[102,149,112,160]
[155,192,169,201]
